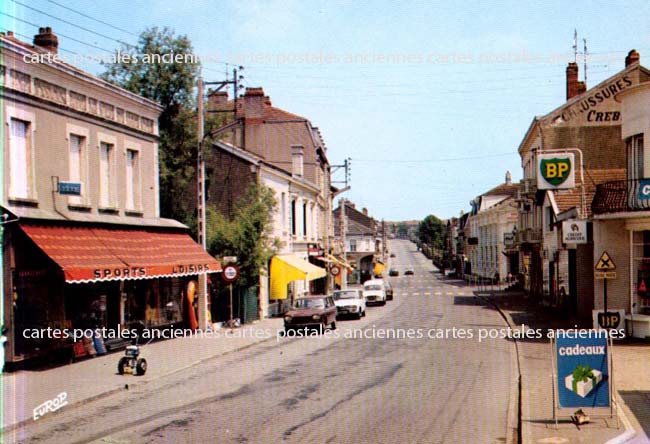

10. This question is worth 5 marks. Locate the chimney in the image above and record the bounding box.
[291,145,304,178]
[566,62,585,100]
[33,27,58,54]
[362,208,368,216]
[505,171,512,185]
[242,87,265,123]
[626,49,640,67]
[207,90,229,111]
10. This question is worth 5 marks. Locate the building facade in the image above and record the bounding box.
[2,29,220,365]
[466,172,519,282]
[515,50,650,320]
[206,87,334,317]
[592,80,650,336]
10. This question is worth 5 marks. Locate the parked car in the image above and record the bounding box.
[389,268,399,276]
[385,281,394,301]
[390,253,396,258]
[404,268,415,276]
[284,295,337,333]
[332,289,366,319]
[363,279,387,305]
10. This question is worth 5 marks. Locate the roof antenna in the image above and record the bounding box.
[573,29,578,63]
[583,38,588,86]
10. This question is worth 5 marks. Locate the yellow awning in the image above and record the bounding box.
[327,254,354,271]
[270,254,326,300]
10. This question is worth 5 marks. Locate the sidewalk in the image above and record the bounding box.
[476,286,650,444]
[1,317,283,433]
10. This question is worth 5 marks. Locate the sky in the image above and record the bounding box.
[3,0,650,221]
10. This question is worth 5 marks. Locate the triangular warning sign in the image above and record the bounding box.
[639,279,647,293]
[595,251,616,271]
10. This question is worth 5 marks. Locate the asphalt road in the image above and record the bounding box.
[18,239,515,444]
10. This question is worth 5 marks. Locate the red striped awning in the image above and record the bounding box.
[20,224,221,283]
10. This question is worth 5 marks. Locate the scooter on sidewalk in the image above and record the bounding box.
[117,343,147,376]
[117,322,147,376]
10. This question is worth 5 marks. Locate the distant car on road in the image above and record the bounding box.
[332,289,366,319]
[389,268,399,276]
[363,279,387,305]
[404,268,415,276]
[385,281,394,301]
[390,253,396,258]
[284,295,337,333]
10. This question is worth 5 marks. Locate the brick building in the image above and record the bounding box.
[205,88,333,317]
[515,49,650,320]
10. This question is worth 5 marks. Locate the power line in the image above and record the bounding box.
[10,0,132,47]
[352,152,518,163]
[0,26,77,55]
[0,11,113,53]
[43,0,139,37]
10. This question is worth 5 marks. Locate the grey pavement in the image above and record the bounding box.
[474,286,650,444]
[1,240,516,444]
[1,317,283,433]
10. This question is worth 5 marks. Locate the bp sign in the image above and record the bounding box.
[537,153,575,190]
[556,333,610,408]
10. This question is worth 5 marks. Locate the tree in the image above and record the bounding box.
[206,184,280,289]
[100,27,201,226]
[418,215,446,249]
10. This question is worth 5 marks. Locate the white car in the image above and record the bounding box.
[332,289,366,319]
[363,279,387,306]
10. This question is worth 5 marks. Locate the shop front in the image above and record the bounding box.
[268,254,326,315]
[5,222,221,364]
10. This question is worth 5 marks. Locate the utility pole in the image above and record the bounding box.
[197,69,244,330]
[196,78,209,331]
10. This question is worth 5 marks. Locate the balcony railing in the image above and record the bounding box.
[592,179,650,215]
[515,227,542,244]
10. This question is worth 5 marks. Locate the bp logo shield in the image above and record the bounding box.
[537,153,575,189]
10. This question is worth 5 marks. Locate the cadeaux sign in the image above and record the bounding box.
[556,334,610,407]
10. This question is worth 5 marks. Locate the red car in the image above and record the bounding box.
[284,295,337,333]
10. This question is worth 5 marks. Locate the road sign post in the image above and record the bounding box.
[595,251,617,329]
[222,264,240,328]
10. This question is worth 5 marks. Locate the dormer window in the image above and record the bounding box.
[291,145,304,178]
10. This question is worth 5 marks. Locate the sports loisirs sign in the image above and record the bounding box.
[537,153,575,190]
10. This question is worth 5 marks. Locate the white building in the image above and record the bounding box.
[467,172,519,282]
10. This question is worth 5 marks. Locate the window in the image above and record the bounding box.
[627,134,644,180]
[125,149,140,210]
[68,134,85,205]
[290,199,297,236]
[9,118,32,199]
[303,202,307,237]
[546,206,555,232]
[281,192,286,232]
[350,239,357,252]
[99,142,115,208]
[291,145,304,178]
